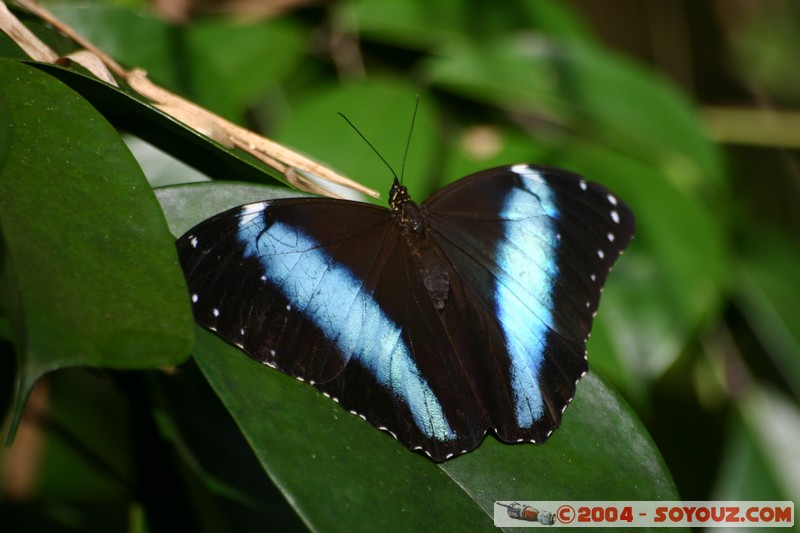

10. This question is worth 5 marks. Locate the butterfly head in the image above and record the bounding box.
[389,178,412,210]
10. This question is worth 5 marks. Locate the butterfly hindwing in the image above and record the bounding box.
[312,242,491,459]
[177,164,635,461]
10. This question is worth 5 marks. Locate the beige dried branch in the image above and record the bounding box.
[2,0,379,199]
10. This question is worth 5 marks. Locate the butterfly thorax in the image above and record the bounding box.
[390,179,426,235]
[389,179,450,311]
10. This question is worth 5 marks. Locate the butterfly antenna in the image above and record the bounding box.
[338,113,398,181]
[400,95,419,185]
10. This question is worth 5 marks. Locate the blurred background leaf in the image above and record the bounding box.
[1,0,799,531]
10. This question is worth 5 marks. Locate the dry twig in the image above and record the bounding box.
[1,0,379,199]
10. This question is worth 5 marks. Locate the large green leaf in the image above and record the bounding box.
[552,143,728,391]
[157,181,680,532]
[0,59,192,436]
[186,17,306,121]
[193,328,679,532]
[424,36,724,189]
[351,0,593,50]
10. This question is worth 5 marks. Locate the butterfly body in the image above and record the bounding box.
[177,164,635,461]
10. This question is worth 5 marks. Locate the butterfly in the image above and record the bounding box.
[176,164,635,461]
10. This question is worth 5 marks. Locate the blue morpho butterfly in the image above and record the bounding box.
[177,132,635,461]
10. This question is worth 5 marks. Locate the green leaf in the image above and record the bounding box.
[425,36,724,189]
[186,17,307,121]
[193,328,679,532]
[441,125,550,185]
[552,143,728,389]
[0,23,28,61]
[50,4,179,89]
[159,181,680,532]
[0,59,192,437]
[352,0,592,50]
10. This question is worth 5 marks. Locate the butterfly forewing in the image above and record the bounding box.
[177,164,635,461]
[180,198,396,383]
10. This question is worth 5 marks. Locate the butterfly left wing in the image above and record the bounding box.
[423,164,636,444]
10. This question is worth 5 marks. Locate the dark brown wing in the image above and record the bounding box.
[177,197,488,460]
[423,164,635,443]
